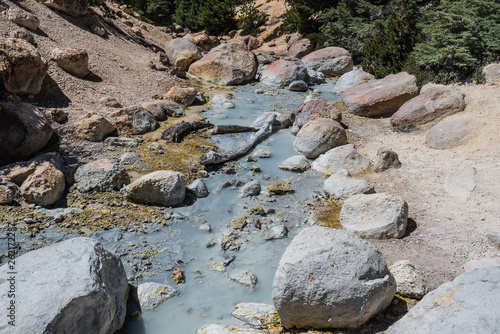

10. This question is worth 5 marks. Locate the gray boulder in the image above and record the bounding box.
[389,260,428,298]
[187,178,209,198]
[240,180,261,197]
[305,68,326,85]
[272,226,396,329]
[312,144,370,175]
[293,118,347,158]
[386,266,500,334]
[279,155,310,172]
[332,68,375,94]
[425,118,472,150]
[0,238,128,334]
[340,193,408,239]
[137,282,179,311]
[110,106,159,135]
[301,47,353,76]
[75,159,130,193]
[323,168,374,200]
[121,170,186,206]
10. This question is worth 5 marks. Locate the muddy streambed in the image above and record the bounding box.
[1,81,342,333]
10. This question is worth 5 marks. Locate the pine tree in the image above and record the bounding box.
[198,0,237,35]
[173,0,203,31]
[237,0,269,36]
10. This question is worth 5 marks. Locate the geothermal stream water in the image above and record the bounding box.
[4,81,341,333]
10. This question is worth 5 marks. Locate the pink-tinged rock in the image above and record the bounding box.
[166,86,198,106]
[287,34,313,58]
[301,47,353,76]
[165,38,202,71]
[242,36,263,50]
[20,162,65,206]
[0,38,48,95]
[293,118,347,159]
[261,57,307,87]
[390,86,465,132]
[51,48,89,78]
[342,72,418,117]
[0,99,53,159]
[188,42,258,86]
[291,99,342,134]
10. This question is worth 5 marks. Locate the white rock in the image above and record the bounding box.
[137,282,179,310]
[389,260,428,298]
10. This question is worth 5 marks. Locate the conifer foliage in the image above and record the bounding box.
[237,0,269,36]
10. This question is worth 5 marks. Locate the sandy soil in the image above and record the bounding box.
[343,84,500,289]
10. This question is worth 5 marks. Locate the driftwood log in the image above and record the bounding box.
[200,114,277,165]
[212,124,258,135]
[161,121,213,142]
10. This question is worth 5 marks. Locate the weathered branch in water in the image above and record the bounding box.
[212,124,258,135]
[161,121,213,143]
[200,114,277,165]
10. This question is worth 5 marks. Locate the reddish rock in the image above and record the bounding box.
[165,38,202,71]
[287,33,313,58]
[0,38,48,95]
[301,47,353,76]
[188,42,258,86]
[166,86,198,106]
[342,72,418,117]
[291,99,342,134]
[0,99,53,159]
[260,57,307,87]
[390,87,465,132]
[51,48,89,78]
[20,162,66,206]
[242,36,263,50]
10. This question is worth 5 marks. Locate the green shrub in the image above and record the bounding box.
[238,0,269,36]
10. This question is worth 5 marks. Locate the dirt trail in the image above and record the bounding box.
[344,84,500,289]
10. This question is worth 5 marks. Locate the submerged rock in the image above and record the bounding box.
[279,155,310,172]
[231,303,278,327]
[272,226,396,329]
[227,270,258,288]
[386,266,500,334]
[240,180,261,197]
[121,170,186,206]
[137,282,179,310]
[0,238,128,334]
[267,180,294,195]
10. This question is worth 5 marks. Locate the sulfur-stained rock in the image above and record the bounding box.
[165,38,202,71]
